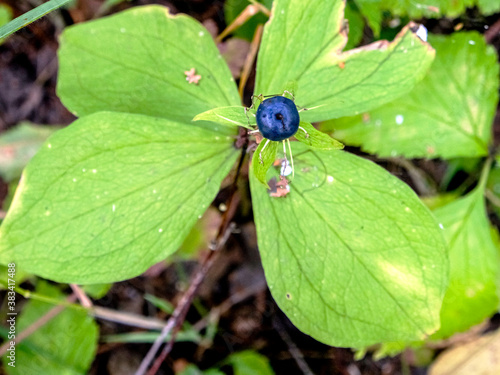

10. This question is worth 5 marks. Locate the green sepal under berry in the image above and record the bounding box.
[252,140,278,187]
[193,106,255,130]
[295,121,344,150]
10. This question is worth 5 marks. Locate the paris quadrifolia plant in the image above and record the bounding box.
[1,0,452,350]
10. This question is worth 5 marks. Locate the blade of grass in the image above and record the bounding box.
[0,0,71,39]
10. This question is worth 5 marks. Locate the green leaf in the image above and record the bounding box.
[0,4,12,27]
[81,283,112,299]
[250,143,448,347]
[0,4,13,44]
[251,140,278,187]
[431,187,500,339]
[57,5,240,130]
[0,0,71,40]
[477,0,500,14]
[344,2,365,50]
[294,121,344,150]
[4,281,98,375]
[0,122,62,182]
[194,106,254,129]
[354,0,382,37]
[0,112,238,284]
[225,350,275,375]
[103,330,201,344]
[179,364,224,375]
[255,0,435,123]
[324,32,499,159]
[372,0,500,19]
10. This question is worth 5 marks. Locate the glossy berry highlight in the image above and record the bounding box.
[255,96,300,141]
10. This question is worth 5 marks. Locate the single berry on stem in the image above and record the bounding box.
[255,96,300,141]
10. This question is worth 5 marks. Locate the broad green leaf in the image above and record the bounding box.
[57,5,240,130]
[431,187,500,339]
[250,143,448,347]
[3,281,98,375]
[225,350,275,375]
[0,112,238,283]
[0,122,61,182]
[294,121,344,150]
[324,32,499,159]
[255,0,435,123]
[194,106,254,129]
[252,140,278,187]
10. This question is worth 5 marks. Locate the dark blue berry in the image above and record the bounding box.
[255,96,300,142]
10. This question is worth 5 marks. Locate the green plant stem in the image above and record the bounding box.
[13,285,85,311]
[0,0,71,39]
[478,157,493,192]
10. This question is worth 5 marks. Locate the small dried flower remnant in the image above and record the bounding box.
[184,68,202,84]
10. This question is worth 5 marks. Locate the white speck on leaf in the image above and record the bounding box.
[92,169,97,173]
[120,28,126,33]
[198,31,204,36]
[375,119,382,127]
[469,40,476,45]
[439,223,444,229]
[405,207,410,212]
[112,204,116,212]
[415,25,428,41]
[47,143,52,149]
[158,228,163,233]
[82,168,86,172]
[72,178,77,182]
[327,175,334,183]
[44,210,51,216]
[281,160,292,176]
[390,150,397,156]
[153,189,157,194]
[395,114,404,124]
